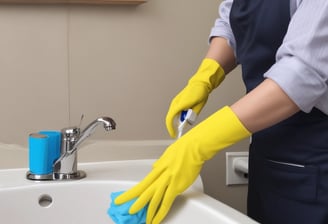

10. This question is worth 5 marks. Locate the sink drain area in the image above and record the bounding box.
[38,194,53,208]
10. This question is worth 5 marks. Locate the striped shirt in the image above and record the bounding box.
[210,0,328,115]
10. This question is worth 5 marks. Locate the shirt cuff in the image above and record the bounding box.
[264,56,327,113]
[209,19,236,52]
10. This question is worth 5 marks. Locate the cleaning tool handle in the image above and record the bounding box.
[180,109,197,125]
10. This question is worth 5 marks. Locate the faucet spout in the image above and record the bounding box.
[68,117,116,154]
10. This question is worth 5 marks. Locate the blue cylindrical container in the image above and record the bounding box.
[29,133,51,175]
[39,130,61,164]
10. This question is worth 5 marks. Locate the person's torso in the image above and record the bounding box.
[229,0,328,164]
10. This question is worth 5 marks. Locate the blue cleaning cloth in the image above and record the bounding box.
[108,191,148,224]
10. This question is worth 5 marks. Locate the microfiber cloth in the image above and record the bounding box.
[108,191,148,224]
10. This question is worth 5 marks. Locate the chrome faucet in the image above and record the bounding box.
[26,116,116,181]
[53,117,116,180]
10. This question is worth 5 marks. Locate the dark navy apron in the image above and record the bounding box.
[229,1,328,223]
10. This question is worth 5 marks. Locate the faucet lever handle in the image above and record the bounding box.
[78,114,84,130]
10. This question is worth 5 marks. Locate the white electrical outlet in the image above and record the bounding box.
[226,151,249,185]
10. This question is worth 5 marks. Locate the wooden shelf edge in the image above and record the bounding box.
[0,0,146,4]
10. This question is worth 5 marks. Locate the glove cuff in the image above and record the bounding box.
[188,58,225,92]
[182,106,251,161]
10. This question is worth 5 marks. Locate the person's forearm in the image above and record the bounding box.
[231,78,300,133]
[206,37,237,74]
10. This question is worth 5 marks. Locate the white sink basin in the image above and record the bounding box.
[0,160,257,224]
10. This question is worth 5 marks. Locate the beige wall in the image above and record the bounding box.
[0,0,249,214]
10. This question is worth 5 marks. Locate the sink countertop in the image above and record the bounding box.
[0,160,203,192]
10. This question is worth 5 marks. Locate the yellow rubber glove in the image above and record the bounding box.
[115,106,251,224]
[166,58,225,138]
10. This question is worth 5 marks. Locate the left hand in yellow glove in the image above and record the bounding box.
[166,58,225,138]
[114,106,251,224]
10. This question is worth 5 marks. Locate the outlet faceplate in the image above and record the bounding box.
[226,151,249,185]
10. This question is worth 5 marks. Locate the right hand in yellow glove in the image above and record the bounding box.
[115,106,251,224]
[166,58,225,138]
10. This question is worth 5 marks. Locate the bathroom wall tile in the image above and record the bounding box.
[0,6,69,145]
[67,1,226,140]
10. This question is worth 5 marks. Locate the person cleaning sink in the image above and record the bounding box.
[110,0,328,223]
